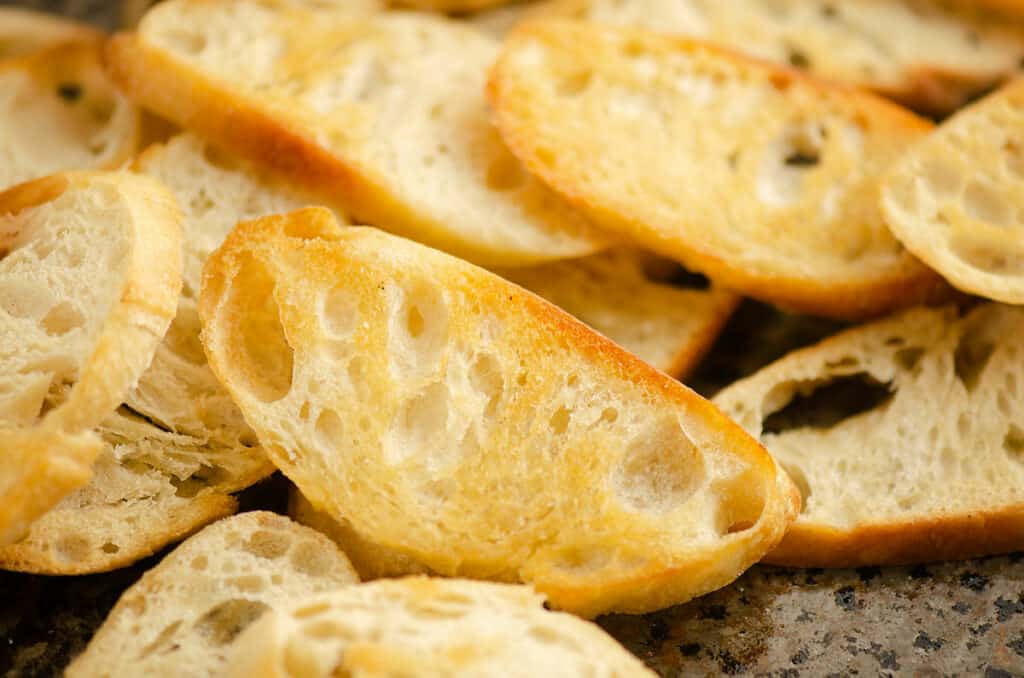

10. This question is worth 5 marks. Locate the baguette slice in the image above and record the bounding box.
[0,8,103,59]
[714,304,1024,567]
[881,79,1024,305]
[488,21,946,319]
[0,39,140,189]
[199,208,798,617]
[497,250,739,378]
[66,511,359,678]
[106,4,605,267]
[227,578,655,678]
[0,134,315,573]
[533,0,1024,116]
[0,171,181,545]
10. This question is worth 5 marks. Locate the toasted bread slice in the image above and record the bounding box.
[66,511,359,678]
[0,171,181,545]
[488,21,947,319]
[881,79,1024,305]
[532,0,1024,116]
[0,8,103,59]
[0,135,315,573]
[714,304,1024,567]
[497,250,739,378]
[199,208,798,617]
[0,40,140,189]
[106,3,605,267]
[227,578,655,678]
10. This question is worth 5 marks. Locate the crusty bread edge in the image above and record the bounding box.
[666,291,740,380]
[486,21,952,320]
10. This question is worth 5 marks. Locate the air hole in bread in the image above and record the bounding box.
[557,69,592,97]
[549,406,571,435]
[957,413,971,437]
[613,415,703,513]
[551,546,610,573]
[940,446,957,472]
[762,374,892,435]
[894,347,925,372]
[226,258,294,402]
[201,141,240,172]
[1005,425,1024,461]
[601,407,619,424]
[757,121,826,208]
[191,555,208,571]
[1002,140,1024,179]
[314,409,345,452]
[40,301,84,336]
[951,236,1023,275]
[304,619,354,640]
[0,279,51,319]
[386,282,448,379]
[101,542,119,554]
[138,621,182,659]
[243,529,291,560]
[485,154,526,192]
[299,402,311,420]
[712,464,767,535]
[786,48,810,69]
[318,285,359,339]
[640,259,711,290]
[781,461,810,513]
[469,354,504,418]
[171,464,227,498]
[953,325,995,392]
[56,534,89,562]
[385,383,449,466]
[164,28,207,55]
[194,599,270,646]
[293,601,331,620]
[963,181,1011,225]
[291,540,339,578]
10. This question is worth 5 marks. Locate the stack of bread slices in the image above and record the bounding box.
[3,0,1024,674]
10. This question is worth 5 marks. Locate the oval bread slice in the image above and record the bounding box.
[0,171,182,544]
[881,78,1024,305]
[106,3,605,266]
[0,39,140,189]
[487,20,947,319]
[0,8,102,59]
[226,578,656,678]
[198,207,798,617]
[714,304,1024,567]
[66,511,359,678]
[532,0,1024,116]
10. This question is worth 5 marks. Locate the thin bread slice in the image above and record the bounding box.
[0,8,102,59]
[0,134,313,573]
[881,78,1024,305]
[226,578,656,678]
[487,21,946,319]
[106,3,605,267]
[532,0,1024,117]
[0,171,181,545]
[713,304,1024,567]
[497,250,739,378]
[0,39,140,189]
[199,208,799,617]
[65,511,359,678]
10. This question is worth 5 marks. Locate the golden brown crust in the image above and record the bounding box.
[0,8,103,60]
[487,22,950,320]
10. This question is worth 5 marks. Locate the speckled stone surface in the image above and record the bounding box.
[4,2,1024,674]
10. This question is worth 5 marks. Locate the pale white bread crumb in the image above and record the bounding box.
[0,8,102,59]
[108,3,606,266]
[487,21,946,319]
[533,0,1024,115]
[0,40,140,189]
[198,208,798,617]
[881,78,1024,305]
[463,1,534,37]
[289,486,431,580]
[497,249,738,378]
[226,578,656,678]
[65,511,359,678]
[0,171,181,544]
[714,304,1024,566]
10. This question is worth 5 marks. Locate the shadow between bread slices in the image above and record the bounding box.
[486,20,952,320]
[715,304,1024,567]
[198,207,799,618]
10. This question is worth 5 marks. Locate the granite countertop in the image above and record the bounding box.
[3,2,1024,673]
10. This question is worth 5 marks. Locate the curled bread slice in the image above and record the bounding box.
[488,21,946,319]
[0,135,314,573]
[0,171,181,544]
[66,511,359,678]
[881,79,1024,305]
[714,304,1024,567]
[0,8,102,59]
[227,578,655,678]
[0,39,140,189]
[533,0,1024,116]
[199,208,798,617]
[107,3,605,267]
[497,250,738,378]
